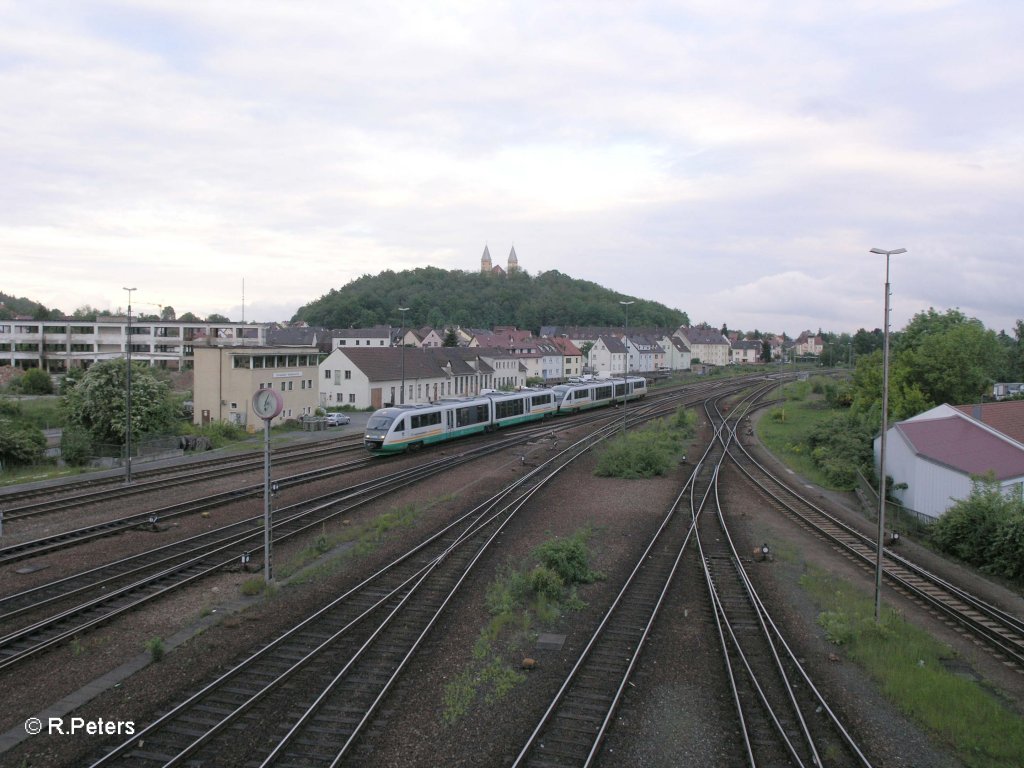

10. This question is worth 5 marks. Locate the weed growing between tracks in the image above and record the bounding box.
[442,529,601,725]
[801,566,1024,768]
[594,408,694,479]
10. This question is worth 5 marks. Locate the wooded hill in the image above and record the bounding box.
[292,267,689,333]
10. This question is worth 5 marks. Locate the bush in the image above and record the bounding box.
[931,474,1024,582]
[805,412,874,490]
[528,566,564,601]
[594,421,683,479]
[534,531,601,585]
[11,368,53,395]
[61,428,94,466]
[0,418,47,467]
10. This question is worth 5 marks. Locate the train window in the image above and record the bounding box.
[456,404,489,426]
[495,399,525,419]
[595,386,612,400]
[411,411,442,429]
[531,394,551,406]
[614,383,625,397]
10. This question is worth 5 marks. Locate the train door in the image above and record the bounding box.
[446,408,454,435]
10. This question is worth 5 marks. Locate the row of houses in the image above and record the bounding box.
[188,325,696,428]
[0,314,828,375]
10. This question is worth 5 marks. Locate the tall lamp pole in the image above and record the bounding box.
[620,300,634,434]
[397,307,409,405]
[123,287,136,484]
[869,247,906,622]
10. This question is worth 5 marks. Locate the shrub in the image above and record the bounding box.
[534,531,601,585]
[594,422,682,479]
[528,565,564,601]
[931,474,1024,583]
[0,418,47,466]
[61,428,94,466]
[145,637,165,662]
[11,368,53,395]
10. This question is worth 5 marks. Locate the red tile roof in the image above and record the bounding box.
[952,401,1024,444]
[897,416,1024,481]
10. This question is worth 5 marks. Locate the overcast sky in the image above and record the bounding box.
[2,1,1022,336]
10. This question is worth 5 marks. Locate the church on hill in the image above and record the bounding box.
[480,245,520,276]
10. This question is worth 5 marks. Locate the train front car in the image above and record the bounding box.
[363,407,406,454]
[364,396,495,453]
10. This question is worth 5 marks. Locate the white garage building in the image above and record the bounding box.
[875,403,1024,520]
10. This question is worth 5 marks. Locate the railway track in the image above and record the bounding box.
[725,429,1024,673]
[86,409,635,767]
[697,394,870,767]
[0,423,584,673]
[513,382,869,767]
[0,437,363,523]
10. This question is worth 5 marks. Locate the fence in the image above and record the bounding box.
[90,435,184,468]
[855,470,934,535]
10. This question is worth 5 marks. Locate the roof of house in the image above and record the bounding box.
[953,401,1024,445]
[335,348,444,381]
[896,415,1024,481]
[678,327,730,346]
[596,335,627,353]
[548,336,582,356]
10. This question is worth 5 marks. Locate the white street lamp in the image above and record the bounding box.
[869,247,906,622]
[398,307,409,405]
[620,300,634,434]
[123,287,136,484]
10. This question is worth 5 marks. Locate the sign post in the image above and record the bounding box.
[251,388,284,583]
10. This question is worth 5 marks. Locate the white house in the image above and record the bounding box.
[332,326,392,350]
[589,336,627,376]
[875,403,1024,519]
[675,327,731,367]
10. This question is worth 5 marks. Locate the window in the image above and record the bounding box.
[230,402,238,409]
[337,393,343,402]
[410,411,442,429]
[456,404,489,427]
[324,369,331,379]
[495,398,525,419]
[349,393,355,403]
[344,370,351,380]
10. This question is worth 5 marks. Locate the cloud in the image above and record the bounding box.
[1,1,1022,334]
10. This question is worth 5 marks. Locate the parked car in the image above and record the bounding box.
[325,412,351,426]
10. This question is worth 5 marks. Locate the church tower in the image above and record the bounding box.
[507,245,519,274]
[481,245,492,273]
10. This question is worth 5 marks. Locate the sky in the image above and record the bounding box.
[2,1,1022,337]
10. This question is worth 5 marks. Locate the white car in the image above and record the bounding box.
[325,412,351,426]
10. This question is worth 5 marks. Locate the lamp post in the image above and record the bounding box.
[620,300,634,434]
[123,287,136,484]
[869,247,906,622]
[397,306,409,405]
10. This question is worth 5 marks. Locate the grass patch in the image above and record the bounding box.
[442,528,601,724]
[280,503,424,583]
[594,412,691,479]
[801,567,1024,767]
[756,398,837,488]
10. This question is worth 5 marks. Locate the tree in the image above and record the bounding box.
[178,312,201,322]
[442,328,459,347]
[61,359,177,446]
[161,306,177,321]
[206,313,230,323]
[0,418,46,466]
[12,367,53,395]
[898,317,1004,406]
